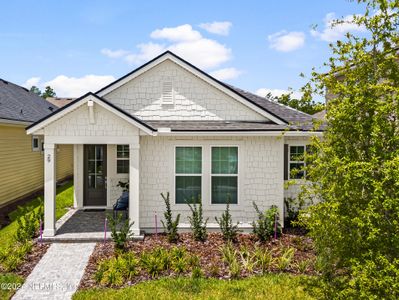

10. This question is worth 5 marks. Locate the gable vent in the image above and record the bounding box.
[161,81,174,104]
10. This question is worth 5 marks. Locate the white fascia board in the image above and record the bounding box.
[0,119,32,126]
[97,53,286,125]
[157,131,323,137]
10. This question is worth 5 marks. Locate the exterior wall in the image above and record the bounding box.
[0,124,73,207]
[104,60,266,121]
[139,135,284,230]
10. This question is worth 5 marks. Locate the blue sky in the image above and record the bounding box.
[0,0,366,98]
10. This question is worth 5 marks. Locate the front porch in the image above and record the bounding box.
[42,208,144,242]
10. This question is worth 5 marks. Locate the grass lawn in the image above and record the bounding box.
[0,273,24,300]
[73,274,315,300]
[0,181,74,252]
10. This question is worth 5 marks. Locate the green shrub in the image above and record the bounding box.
[187,198,208,242]
[254,246,274,274]
[296,259,312,273]
[215,200,240,242]
[107,213,134,251]
[172,257,188,274]
[191,266,204,279]
[252,203,281,242]
[14,201,44,243]
[219,242,237,265]
[187,254,200,268]
[239,246,257,273]
[228,256,241,279]
[0,241,33,272]
[276,247,295,271]
[160,192,180,243]
[140,251,165,278]
[209,263,220,277]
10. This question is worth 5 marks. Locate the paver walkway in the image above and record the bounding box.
[13,243,95,300]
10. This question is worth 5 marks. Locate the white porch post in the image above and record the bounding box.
[129,144,140,235]
[43,143,56,237]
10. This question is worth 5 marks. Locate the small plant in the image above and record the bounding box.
[124,252,140,279]
[228,256,241,279]
[254,246,274,274]
[296,258,312,274]
[209,263,220,277]
[14,201,44,243]
[191,266,204,279]
[284,197,305,227]
[187,197,208,242]
[252,203,282,242]
[0,241,33,272]
[172,256,188,274]
[276,247,295,271]
[220,242,237,265]
[140,252,164,278]
[161,192,180,243]
[107,213,134,251]
[239,246,257,273]
[187,254,201,268]
[215,198,240,242]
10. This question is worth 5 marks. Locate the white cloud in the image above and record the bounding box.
[150,24,202,42]
[101,48,130,58]
[23,77,41,88]
[210,67,242,81]
[268,31,305,52]
[255,88,303,99]
[102,24,232,70]
[311,12,366,42]
[199,21,232,36]
[24,75,116,97]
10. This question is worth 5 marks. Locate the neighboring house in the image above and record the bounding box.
[46,97,76,108]
[0,79,73,208]
[26,51,322,237]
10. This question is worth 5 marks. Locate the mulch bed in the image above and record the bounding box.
[14,242,50,278]
[79,232,316,290]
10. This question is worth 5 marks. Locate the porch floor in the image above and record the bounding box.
[41,208,144,242]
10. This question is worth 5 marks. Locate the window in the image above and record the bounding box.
[289,146,305,179]
[116,145,129,174]
[161,81,174,104]
[32,136,40,152]
[211,146,238,204]
[175,147,202,204]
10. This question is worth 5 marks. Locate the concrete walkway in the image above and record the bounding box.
[13,243,95,300]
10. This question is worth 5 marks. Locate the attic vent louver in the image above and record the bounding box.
[161,81,174,104]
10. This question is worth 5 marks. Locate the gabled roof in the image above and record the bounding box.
[96,51,287,125]
[26,92,156,135]
[0,79,57,123]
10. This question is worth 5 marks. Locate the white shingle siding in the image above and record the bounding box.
[44,103,139,137]
[139,136,284,229]
[104,60,267,121]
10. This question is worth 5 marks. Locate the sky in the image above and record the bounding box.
[0,0,367,99]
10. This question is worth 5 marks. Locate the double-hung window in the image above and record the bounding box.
[289,146,305,179]
[175,147,202,204]
[116,145,129,174]
[211,146,238,204]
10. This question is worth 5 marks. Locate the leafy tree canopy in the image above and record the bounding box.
[41,86,56,99]
[29,86,41,96]
[300,0,399,298]
[269,92,325,115]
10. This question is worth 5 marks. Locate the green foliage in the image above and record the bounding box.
[219,242,237,265]
[41,86,56,99]
[0,273,24,300]
[95,253,140,286]
[270,91,325,115]
[254,246,274,274]
[107,213,134,251]
[215,201,240,242]
[161,192,180,243]
[276,248,295,272]
[29,85,42,96]
[284,197,305,227]
[14,200,44,243]
[238,245,257,273]
[299,1,399,298]
[296,259,312,274]
[186,198,208,242]
[252,203,281,242]
[0,241,33,272]
[191,266,204,279]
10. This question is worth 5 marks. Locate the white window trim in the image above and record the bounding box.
[210,145,240,206]
[174,146,203,205]
[288,144,307,180]
[32,135,40,152]
[116,144,129,174]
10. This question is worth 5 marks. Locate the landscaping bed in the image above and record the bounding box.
[79,232,316,290]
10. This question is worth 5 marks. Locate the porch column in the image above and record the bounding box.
[129,144,140,235]
[43,143,56,237]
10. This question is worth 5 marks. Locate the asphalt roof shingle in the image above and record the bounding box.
[0,79,57,123]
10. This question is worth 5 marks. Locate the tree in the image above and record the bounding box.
[41,86,56,99]
[270,92,325,115]
[29,86,42,96]
[299,0,399,298]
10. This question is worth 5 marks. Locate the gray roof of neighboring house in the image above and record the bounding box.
[0,79,57,123]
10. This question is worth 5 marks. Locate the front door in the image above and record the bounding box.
[84,145,107,206]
